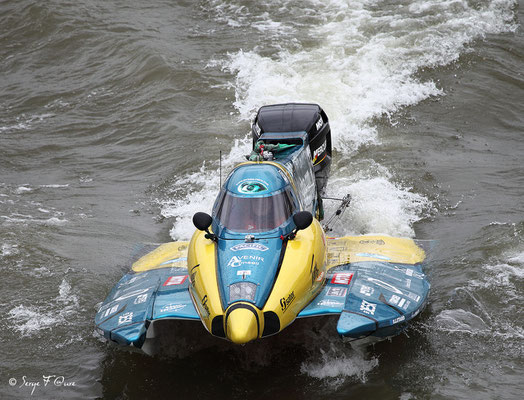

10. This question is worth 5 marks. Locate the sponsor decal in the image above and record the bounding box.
[331,273,353,285]
[134,294,148,304]
[118,312,133,325]
[407,292,421,302]
[389,295,401,305]
[406,278,412,288]
[310,257,320,286]
[359,239,385,245]
[159,303,186,313]
[111,287,151,303]
[201,295,210,316]
[401,300,411,310]
[230,243,269,252]
[359,284,374,297]
[237,178,269,194]
[227,256,243,268]
[356,253,391,260]
[101,304,119,318]
[313,140,326,162]
[327,286,348,297]
[159,257,187,266]
[398,298,406,308]
[359,300,376,315]
[366,277,403,294]
[280,291,295,313]
[392,315,406,324]
[318,299,344,308]
[404,268,425,279]
[237,270,251,277]
[227,255,264,267]
[163,275,187,286]
[315,270,325,282]
[315,116,324,131]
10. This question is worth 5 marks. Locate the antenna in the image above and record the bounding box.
[219,150,222,188]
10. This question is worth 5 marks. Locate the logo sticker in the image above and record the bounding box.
[163,275,187,286]
[359,300,376,315]
[327,286,348,297]
[227,255,264,267]
[318,299,343,308]
[159,257,187,266]
[237,179,269,194]
[392,315,406,324]
[355,252,391,260]
[237,270,251,276]
[134,294,148,304]
[359,285,374,297]
[389,295,401,305]
[159,304,186,313]
[118,312,133,325]
[230,243,269,252]
[331,273,353,285]
[280,291,295,312]
[101,304,119,318]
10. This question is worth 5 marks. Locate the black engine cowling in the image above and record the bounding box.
[252,103,332,195]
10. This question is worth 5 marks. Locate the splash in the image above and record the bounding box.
[7,279,79,337]
[163,0,517,240]
[300,343,379,384]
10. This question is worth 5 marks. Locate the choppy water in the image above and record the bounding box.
[1,0,523,399]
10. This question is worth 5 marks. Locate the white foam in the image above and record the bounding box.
[1,243,19,257]
[300,344,378,383]
[39,184,70,188]
[435,309,490,334]
[164,0,516,240]
[15,186,32,194]
[7,279,79,337]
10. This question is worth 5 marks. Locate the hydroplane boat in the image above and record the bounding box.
[95,103,430,351]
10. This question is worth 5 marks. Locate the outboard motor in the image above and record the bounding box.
[251,103,332,195]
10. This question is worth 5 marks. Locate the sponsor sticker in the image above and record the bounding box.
[227,255,264,267]
[159,257,187,266]
[366,277,403,294]
[398,298,406,308]
[359,300,376,315]
[318,299,344,308]
[118,312,133,325]
[230,243,269,252]
[355,253,391,260]
[327,286,348,297]
[159,304,186,313]
[280,291,295,312]
[407,292,421,302]
[359,284,374,296]
[401,300,411,310]
[392,315,406,324]
[331,273,353,285]
[389,295,401,305]
[134,294,148,304]
[237,270,251,276]
[237,178,269,194]
[101,304,119,318]
[163,275,187,286]
[359,239,385,245]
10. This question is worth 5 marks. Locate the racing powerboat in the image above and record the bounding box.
[95,103,430,351]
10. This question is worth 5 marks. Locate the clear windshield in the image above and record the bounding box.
[217,191,293,233]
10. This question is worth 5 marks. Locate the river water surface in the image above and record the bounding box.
[1,0,523,399]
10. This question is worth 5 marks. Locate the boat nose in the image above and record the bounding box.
[225,305,260,344]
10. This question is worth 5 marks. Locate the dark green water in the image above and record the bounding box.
[1,1,523,399]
